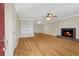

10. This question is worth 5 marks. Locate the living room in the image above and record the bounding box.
[0,3,79,56]
[14,3,79,56]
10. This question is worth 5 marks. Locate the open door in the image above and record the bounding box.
[0,3,4,56]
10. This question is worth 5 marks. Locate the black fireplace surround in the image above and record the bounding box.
[61,28,76,39]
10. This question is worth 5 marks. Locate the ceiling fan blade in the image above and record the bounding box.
[53,16,57,17]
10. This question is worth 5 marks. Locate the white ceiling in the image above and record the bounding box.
[14,3,79,22]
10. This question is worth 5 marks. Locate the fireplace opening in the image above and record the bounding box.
[61,28,76,39]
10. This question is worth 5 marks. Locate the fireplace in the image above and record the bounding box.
[61,28,76,39]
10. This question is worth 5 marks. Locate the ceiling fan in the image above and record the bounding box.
[42,12,57,20]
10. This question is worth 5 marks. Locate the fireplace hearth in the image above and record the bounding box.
[61,28,76,39]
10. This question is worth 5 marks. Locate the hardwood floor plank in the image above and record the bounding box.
[14,33,79,56]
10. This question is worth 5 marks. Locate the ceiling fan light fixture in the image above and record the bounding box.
[42,12,57,21]
[46,13,52,20]
[47,13,52,17]
[46,17,51,20]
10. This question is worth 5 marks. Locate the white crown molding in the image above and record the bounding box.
[60,13,79,20]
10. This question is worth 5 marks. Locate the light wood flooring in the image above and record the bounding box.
[14,33,79,56]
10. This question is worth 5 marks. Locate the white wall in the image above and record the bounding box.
[20,21,34,37]
[5,4,19,56]
[34,24,43,33]
[43,21,59,36]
